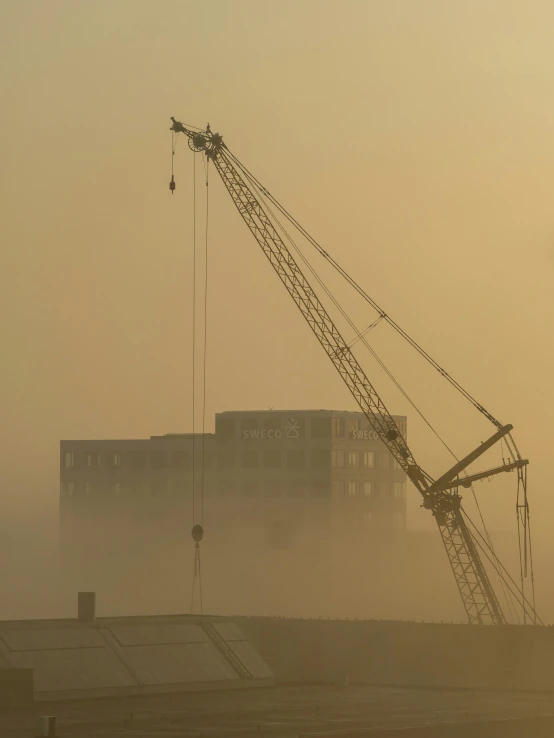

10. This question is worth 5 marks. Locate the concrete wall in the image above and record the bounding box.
[3,612,554,702]
[237,617,554,691]
[302,716,554,738]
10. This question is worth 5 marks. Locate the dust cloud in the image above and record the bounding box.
[2,1,554,627]
[0,481,541,625]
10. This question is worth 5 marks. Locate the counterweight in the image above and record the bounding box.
[170,118,530,625]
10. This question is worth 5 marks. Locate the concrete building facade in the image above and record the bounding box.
[59,410,408,552]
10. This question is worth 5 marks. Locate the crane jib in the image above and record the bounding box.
[169,117,538,627]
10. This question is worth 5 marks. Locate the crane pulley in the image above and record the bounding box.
[169,117,538,626]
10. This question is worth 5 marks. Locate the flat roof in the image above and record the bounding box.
[218,409,407,417]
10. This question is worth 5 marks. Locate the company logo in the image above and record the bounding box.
[242,428,282,440]
[350,429,379,441]
[241,417,303,441]
[285,418,301,439]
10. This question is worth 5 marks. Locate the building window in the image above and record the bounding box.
[262,450,281,469]
[131,451,145,469]
[113,453,121,468]
[331,448,344,469]
[217,418,235,440]
[218,450,235,470]
[87,452,101,467]
[61,481,76,497]
[378,481,389,498]
[363,512,373,527]
[349,419,360,433]
[332,418,345,438]
[113,482,121,495]
[394,482,406,500]
[241,450,258,469]
[287,449,306,469]
[363,481,373,497]
[332,480,345,499]
[348,480,357,497]
[347,451,359,468]
[311,449,330,469]
[64,452,75,469]
[331,449,345,468]
[85,482,91,496]
[381,452,391,469]
[311,418,331,438]
[362,451,375,468]
[172,450,188,469]
[150,450,167,469]
[393,457,403,470]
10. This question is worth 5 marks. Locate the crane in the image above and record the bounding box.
[169,118,537,626]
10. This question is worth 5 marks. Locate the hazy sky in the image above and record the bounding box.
[2,0,554,567]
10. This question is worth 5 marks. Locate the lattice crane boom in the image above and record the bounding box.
[170,118,530,626]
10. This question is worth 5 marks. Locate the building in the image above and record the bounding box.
[60,409,407,548]
[59,409,411,616]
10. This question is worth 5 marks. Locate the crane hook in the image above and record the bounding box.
[169,174,176,194]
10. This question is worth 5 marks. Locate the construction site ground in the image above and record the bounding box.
[3,684,554,738]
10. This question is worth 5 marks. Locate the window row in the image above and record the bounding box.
[61,479,407,501]
[64,448,330,471]
[332,449,372,468]
[64,447,405,472]
[332,480,407,500]
[60,479,331,500]
[63,450,212,471]
[331,449,403,470]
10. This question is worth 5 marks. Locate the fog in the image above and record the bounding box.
[2,0,554,626]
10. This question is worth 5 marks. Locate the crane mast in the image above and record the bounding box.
[170,118,530,626]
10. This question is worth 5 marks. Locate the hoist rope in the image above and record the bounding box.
[191,153,197,527]
[189,151,202,614]
[504,433,537,619]
[463,507,542,624]
[225,148,501,429]
[200,158,210,526]
[516,466,537,624]
[516,472,526,624]
[190,153,210,613]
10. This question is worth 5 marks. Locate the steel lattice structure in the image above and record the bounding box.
[170,118,530,625]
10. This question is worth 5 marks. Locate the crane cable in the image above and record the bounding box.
[516,465,537,624]
[173,127,536,623]
[189,153,210,615]
[200,158,210,527]
[224,148,501,430]
[192,151,197,526]
[190,151,202,614]
[173,132,203,613]
[463,507,542,624]
[223,148,526,622]
[229,149,461,460]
